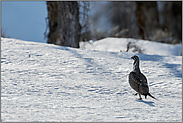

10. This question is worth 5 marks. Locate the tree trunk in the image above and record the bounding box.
[135,2,145,39]
[161,2,182,43]
[135,2,159,40]
[46,1,80,48]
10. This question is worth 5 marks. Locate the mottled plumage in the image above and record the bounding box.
[129,55,157,100]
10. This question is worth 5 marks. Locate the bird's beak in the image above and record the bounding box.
[131,56,134,60]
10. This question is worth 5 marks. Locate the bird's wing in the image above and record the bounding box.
[139,73,149,95]
[140,73,148,84]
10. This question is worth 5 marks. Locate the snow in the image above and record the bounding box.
[80,37,182,56]
[1,37,182,122]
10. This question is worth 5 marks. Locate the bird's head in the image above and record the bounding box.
[131,55,139,61]
[131,55,140,67]
[131,55,140,73]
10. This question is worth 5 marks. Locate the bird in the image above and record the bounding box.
[129,55,157,100]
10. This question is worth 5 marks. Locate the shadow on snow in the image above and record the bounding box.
[136,99,155,107]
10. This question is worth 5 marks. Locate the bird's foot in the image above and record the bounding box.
[134,93,138,96]
[138,97,142,100]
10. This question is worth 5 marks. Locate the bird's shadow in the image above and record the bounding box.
[136,99,155,107]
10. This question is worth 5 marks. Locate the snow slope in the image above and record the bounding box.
[80,37,182,56]
[1,38,182,122]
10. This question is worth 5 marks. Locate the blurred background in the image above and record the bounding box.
[1,1,182,46]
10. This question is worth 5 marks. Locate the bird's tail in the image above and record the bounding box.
[147,92,158,100]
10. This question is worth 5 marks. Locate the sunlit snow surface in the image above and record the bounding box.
[1,38,182,122]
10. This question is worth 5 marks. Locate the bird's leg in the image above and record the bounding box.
[138,94,142,100]
[145,94,147,99]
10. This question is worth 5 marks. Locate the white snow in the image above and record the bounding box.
[1,37,182,122]
[80,37,182,56]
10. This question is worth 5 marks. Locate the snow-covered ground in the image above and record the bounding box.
[1,37,182,122]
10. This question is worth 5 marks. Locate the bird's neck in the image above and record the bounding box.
[133,60,141,73]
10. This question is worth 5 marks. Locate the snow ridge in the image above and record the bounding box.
[80,37,182,56]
